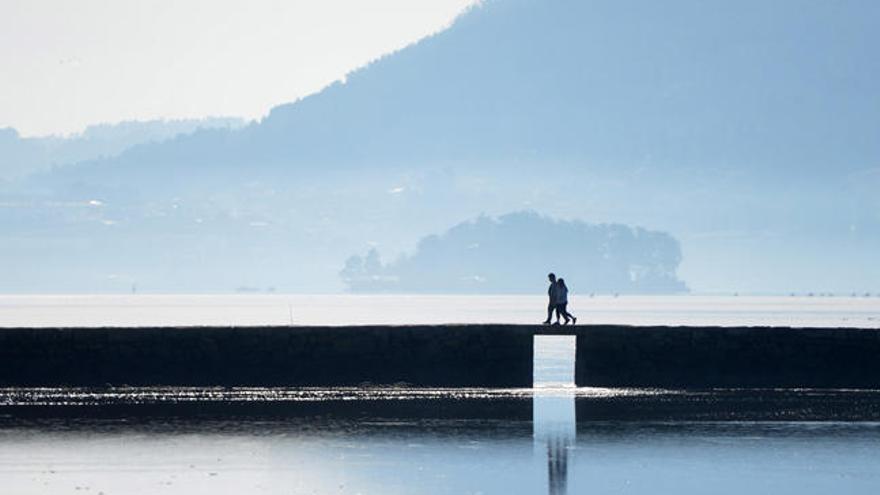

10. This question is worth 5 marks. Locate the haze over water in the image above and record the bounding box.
[1,294,878,329]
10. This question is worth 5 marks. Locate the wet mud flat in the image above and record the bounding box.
[1,387,879,424]
[4,386,880,495]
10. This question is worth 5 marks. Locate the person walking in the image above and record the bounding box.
[555,278,577,325]
[542,273,558,325]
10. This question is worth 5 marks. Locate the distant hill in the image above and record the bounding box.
[341,211,687,294]
[0,117,245,180]
[39,0,879,179]
[2,0,879,293]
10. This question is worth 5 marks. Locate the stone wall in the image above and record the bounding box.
[575,326,880,388]
[3,324,879,389]
[0,325,533,388]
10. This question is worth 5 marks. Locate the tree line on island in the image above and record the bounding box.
[341,211,687,294]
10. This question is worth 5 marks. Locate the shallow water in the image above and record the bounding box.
[1,347,879,495]
[2,296,879,493]
[2,387,880,495]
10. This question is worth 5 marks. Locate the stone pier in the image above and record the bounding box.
[574,325,880,388]
[0,325,533,387]
[1,325,879,389]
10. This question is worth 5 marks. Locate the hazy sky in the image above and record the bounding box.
[0,0,476,137]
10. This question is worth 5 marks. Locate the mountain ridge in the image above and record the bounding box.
[1,117,245,180]
[2,0,879,293]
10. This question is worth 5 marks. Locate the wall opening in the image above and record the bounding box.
[533,335,576,388]
[533,335,576,490]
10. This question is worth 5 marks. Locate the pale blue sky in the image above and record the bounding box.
[0,0,476,137]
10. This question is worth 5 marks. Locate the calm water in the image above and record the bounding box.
[1,295,879,493]
[1,294,879,328]
[2,387,880,495]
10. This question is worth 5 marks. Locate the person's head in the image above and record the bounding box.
[548,272,556,283]
[557,278,567,289]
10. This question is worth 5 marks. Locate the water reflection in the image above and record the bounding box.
[2,387,880,494]
[532,335,577,494]
[534,388,575,495]
[546,436,569,495]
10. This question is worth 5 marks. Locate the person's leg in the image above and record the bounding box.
[560,304,571,324]
[544,303,554,324]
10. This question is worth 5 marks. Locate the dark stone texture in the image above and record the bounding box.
[0,396,534,423]
[0,325,534,388]
[575,326,880,389]
[2,324,879,389]
[574,389,880,422]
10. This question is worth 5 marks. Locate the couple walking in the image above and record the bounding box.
[543,272,576,325]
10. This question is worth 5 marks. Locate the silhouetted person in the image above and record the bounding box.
[543,273,558,325]
[555,278,576,325]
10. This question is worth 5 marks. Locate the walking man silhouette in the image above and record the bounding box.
[542,273,558,325]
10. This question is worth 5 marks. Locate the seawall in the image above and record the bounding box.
[0,326,533,387]
[575,325,880,388]
[1,325,879,388]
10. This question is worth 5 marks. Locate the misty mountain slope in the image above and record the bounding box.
[0,118,244,180]
[34,0,880,179]
[3,0,879,293]
[258,0,880,175]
